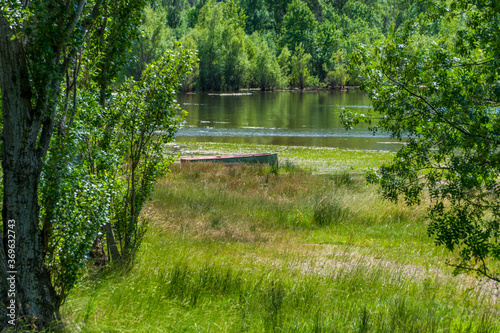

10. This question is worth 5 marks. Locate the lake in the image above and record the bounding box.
[176,90,405,151]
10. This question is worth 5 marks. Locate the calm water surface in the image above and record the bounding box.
[176,90,404,150]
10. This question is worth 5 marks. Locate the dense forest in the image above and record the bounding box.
[120,0,435,91]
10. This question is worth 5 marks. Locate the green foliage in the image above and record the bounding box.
[277,46,292,85]
[250,33,284,90]
[289,43,314,89]
[279,0,318,55]
[87,0,148,104]
[120,6,175,80]
[324,50,350,87]
[156,0,189,28]
[1,1,150,321]
[112,0,442,90]
[377,0,431,34]
[314,18,344,80]
[187,0,252,90]
[345,0,500,281]
[38,43,196,299]
[238,0,272,34]
[341,1,380,28]
[186,0,210,28]
[264,0,293,30]
[110,44,197,257]
[177,35,200,91]
[41,129,114,299]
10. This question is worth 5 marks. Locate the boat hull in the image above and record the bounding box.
[180,153,278,166]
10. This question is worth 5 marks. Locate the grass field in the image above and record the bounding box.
[168,141,395,173]
[62,143,500,332]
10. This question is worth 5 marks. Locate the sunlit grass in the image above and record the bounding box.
[62,161,500,332]
[169,141,394,173]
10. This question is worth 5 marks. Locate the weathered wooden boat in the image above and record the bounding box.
[181,153,278,165]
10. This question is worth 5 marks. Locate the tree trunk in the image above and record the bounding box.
[0,248,7,324]
[104,223,121,262]
[0,16,60,330]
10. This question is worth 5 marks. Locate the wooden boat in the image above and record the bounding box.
[181,153,278,165]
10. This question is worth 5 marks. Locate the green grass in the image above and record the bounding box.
[168,141,395,173]
[62,147,500,332]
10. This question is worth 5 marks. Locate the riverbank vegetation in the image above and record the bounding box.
[62,160,500,331]
[120,0,433,90]
[170,141,395,173]
[344,0,500,282]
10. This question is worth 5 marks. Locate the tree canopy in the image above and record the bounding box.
[122,0,430,91]
[342,0,500,280]
[0,1,195,330]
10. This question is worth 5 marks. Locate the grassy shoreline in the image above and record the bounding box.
[62,143,500,332]
[168,141,395,174]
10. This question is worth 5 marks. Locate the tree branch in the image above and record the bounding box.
[448,262,500,283]
[382,73,493,141]
[450,58,497,68]
[62,0,87,43]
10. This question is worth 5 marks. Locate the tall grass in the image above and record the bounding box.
[64,237,499,332]
[62,162,500,332]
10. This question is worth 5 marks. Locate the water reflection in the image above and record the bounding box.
[176,90,404,150]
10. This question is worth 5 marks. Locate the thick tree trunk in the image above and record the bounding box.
[0,248,7,324]
[0,16,60,330]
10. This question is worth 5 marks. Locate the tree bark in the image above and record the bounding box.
[0,247,7,326]
[103,223,121,262]
[0,16,60,329]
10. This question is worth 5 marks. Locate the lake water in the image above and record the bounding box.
[176,90,405,151]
